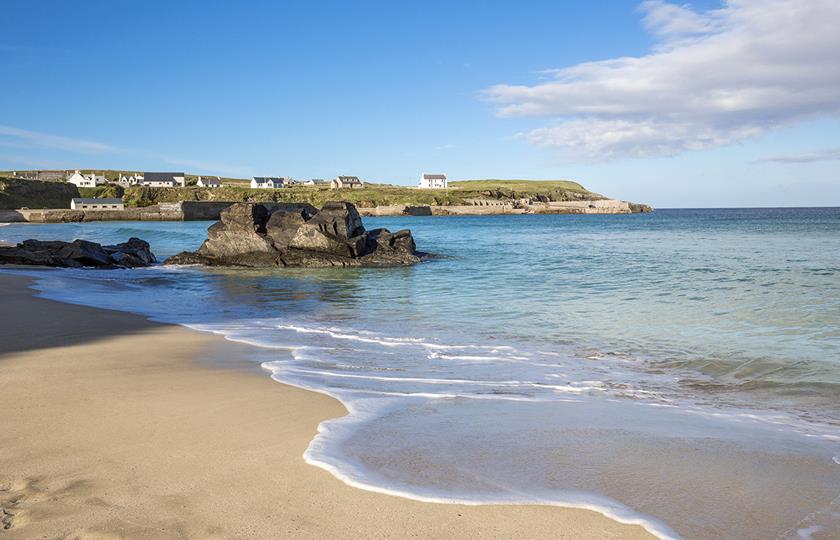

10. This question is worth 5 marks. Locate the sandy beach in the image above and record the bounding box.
[0,274,653,539]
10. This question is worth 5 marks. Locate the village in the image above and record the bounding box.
[0,170,646,220]
[13,170,449,190]
[4,170,451,211]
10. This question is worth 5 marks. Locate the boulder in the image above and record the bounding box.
[265,209,309,248]
[288,224,354,257]
[197,219,276,259]
[0,237,155,268]
[220,202,270,232]
[102,238,157,267]
[165,202,424,268]
[306,201,365,238]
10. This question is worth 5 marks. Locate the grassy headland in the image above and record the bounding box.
[1,172,614,210]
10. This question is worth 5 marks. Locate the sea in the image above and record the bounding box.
[2,207,839,539]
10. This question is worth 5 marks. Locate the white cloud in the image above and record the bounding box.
[484,0,840,160]
[639,0,725,40]
[0,124,252,177]
[0,125,113,153]
[757,147,840,163]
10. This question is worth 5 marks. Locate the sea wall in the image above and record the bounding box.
[357,199,644,216]
[9,206,183,223]
[2,202,237,223]
[0,199,650,223]
[530,199,634,214]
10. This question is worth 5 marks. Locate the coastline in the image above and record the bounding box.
[0,274,654,539]
[0,198,649,224]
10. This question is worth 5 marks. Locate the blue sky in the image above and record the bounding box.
[1,0,839,208]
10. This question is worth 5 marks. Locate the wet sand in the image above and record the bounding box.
[0,274,653,539]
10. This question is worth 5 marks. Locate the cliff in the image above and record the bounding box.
[0,177,80,210]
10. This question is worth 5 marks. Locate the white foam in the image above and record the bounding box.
[300,411,682,540]
[9,266,840,540]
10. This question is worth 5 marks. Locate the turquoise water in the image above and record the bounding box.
[2,208,840,539]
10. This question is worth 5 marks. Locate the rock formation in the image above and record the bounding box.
[0,238,156,268]
[165,202,423,267]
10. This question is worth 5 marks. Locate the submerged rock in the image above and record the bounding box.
[0,237,156,268]
[165,202,424,268]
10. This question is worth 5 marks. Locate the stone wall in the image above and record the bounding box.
[1,199,647,223]
[526,199,634,214]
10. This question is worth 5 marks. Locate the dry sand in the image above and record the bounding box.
[0,273,654,539]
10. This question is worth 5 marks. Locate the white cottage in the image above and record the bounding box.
[66,170,97,188]
[141,172,186,188]
[419,173,447,189]
[197,176,222,188]
[116,173,144,187]
[251,177,287,189]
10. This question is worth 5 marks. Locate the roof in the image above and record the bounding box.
[144,172,184,181]
[336,176,362,182]
[72,198,124,204]
[253,176,284,183]
[422,173,447,180]
[200,177,221,183]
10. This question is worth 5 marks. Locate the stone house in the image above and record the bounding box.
[330,176,364,189]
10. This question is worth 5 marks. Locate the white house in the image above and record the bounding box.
[197,176,222,188]
[419,173,448,189]
[116,173,144,187]
[330,176,364,189]
[141,172,185,188]
[70,197,125,211]
[303,179,328,186]
[66,170,97,188]
[251,176,287,189]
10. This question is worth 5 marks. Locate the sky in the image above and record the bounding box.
[1,0,839,208]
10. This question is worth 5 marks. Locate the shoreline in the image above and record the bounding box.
[0,198,648,224]
[0,273,654,539]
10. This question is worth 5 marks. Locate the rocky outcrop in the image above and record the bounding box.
[165,202,424,267]
[0,238,156,268]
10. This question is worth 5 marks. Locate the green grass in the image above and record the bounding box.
[1,174,604,209]
[117,179,599,208]
[0,177,80,209]
[449,179,590,193]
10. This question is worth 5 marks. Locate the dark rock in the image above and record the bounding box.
[0,237,156,268]
[288,225,354,256]
[628,202,654,213]
[220,202,270,233]
[102,238,156,266]
[310,201,365,238]
[266,209,310,249]
[165,202,424,268]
